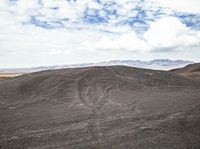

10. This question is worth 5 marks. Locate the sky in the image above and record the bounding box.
[0,0,200,68]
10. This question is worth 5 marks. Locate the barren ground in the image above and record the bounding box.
[0,66,200,149]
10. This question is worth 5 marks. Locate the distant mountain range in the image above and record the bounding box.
[0,59,195,73]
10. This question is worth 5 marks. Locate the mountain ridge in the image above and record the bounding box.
[0,59,194,73]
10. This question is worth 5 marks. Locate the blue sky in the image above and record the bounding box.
[0,0,200,68]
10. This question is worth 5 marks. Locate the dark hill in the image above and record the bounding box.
[171,63,200,80]
[0,66,200,149]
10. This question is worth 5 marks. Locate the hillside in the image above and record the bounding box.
[0,73,22,80]
[171,63,200,80]
[0,66,200,149]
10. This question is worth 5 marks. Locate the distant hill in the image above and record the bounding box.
[0,73,22,80]
[171,63,200,80]
[0,59,194,73]
[0,66,200,148]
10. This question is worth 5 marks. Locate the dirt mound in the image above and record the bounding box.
[171,63,200,73]
[0,66,200,149]
[171,63,200,80]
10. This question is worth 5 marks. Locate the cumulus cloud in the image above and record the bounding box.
[48,49,71,56]
[81,31,148,52]
[198,32,200,39]
[82,17,200,53]
[148,0,200,14]
[144,17,200,50]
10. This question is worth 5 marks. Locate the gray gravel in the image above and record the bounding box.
[0,66,200,149]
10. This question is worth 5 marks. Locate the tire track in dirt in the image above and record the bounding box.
[77,71,111,113]
[76,68,117,148]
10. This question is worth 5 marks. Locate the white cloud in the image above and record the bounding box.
[148,0,200,14]
[198,32,200,39]
[16,0,40,14]
[81,31,148,52]
[144,17,200,50]
[82,17,200,53]
[38,1,76,22]
[48,49,71,56]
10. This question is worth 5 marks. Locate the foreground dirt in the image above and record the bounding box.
[0,66,200,149]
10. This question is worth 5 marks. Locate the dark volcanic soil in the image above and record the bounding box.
[0,66,200,149]
[171,63,200,81]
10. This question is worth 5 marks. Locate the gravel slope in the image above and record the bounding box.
[171,63,200,81]
[0,66,200,149]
